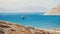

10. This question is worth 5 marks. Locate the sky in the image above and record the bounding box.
[0,0,60,13]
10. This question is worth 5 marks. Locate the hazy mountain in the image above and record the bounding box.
[44,5,60,15]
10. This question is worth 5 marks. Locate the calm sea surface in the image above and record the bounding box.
[0,13,60,29]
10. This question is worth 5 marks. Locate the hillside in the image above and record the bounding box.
[0,20,60,34]
[44,5,60,15]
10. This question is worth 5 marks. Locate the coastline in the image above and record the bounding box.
[0,20,60,34]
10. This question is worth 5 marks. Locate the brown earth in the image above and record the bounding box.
[0,20,60,34]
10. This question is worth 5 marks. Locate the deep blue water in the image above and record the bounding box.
[0,13,60,29]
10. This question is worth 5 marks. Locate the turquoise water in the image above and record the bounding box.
[0,13,60,29]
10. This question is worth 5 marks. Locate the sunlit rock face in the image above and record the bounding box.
[0,20,60,34]
[44,5,60,15]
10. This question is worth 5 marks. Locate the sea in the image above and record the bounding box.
[0,13,60,29]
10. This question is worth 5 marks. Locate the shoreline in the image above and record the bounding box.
[0,20,60,34]
[0,20,60,30]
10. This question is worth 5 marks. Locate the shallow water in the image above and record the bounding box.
[0,13,60,29]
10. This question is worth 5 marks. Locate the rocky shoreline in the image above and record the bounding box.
[0,20,60,34]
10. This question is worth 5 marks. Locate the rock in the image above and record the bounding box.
[44,5,60,15]
[0,20,60,34]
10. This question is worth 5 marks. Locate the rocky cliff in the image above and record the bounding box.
[44,5,60,15]
[0,20,60,34]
